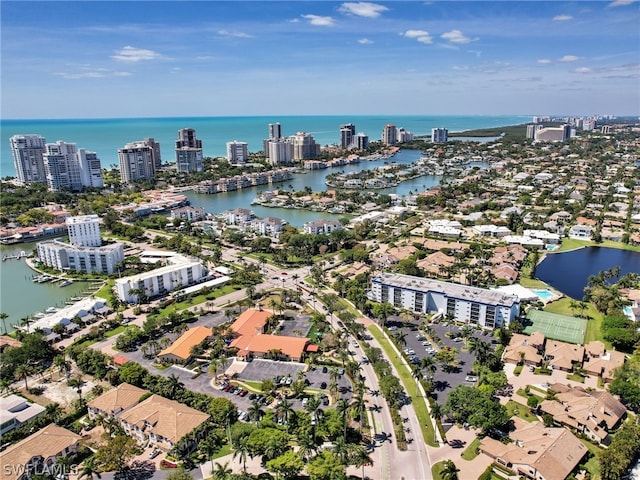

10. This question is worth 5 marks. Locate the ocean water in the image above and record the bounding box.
[1,115,528,176]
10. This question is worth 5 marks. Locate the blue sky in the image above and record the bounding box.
[2,1,639,118]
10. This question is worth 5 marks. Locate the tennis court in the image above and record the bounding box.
[524,309,587,344]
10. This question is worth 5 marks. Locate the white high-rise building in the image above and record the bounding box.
[340,124,356,149]
[382,124,397,145]
[175,129,203,173]
[268,123,282,139]
[78,149,103,188]
[226,141,249,163]
[118,139,159,183]
[67,215,102,247]
[43,141,103,191]
[290,132,320,160]
[431,128,448,143]
[267,140,293,165]
[10,134,47,184]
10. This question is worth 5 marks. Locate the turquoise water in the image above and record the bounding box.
[531,289,554,300]
[1,115,528,175]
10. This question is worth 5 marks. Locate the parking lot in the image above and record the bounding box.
[387,318,496,406]
[238,359,306,382]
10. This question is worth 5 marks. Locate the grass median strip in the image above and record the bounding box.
[368,324,439,448]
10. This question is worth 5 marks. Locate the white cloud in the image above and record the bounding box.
[559,55,581,62]
[302,14,335,26]
[358,38,373,44]
[53,67,132,79]
[553,14,573,21]
[441,29,478,44]
[608,0,636,6]
[54,72,105,79]
[401,29,433,44]
[217,29,253,38]
[573,67,593,73]
[537,59,552,64]
[339,2,388,18]
[111,46,161,62]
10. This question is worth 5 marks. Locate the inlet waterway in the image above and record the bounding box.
[536,247,640,300]
[0,148,490,328]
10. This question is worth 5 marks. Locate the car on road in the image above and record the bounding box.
[464,375,478,382]
[320,381,327,389]
[302,397,309,407]
[149,449,161,459]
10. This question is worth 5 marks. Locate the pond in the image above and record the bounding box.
[535,246,640,300]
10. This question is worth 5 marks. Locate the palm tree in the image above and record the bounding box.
[200,437,221,473]
[348,444,373,480]
[305,396,323,426]
[54,354,71,379]
[77,456,101,480]
[212,461,232,480]
[276,399,294,433]
[352,392,367,435]
[45,402,64,422]
[336,398,350,441]
[232,437,251,473]
[441,460,460,480]
[247,399,263,425]
[0,312,9,334]
[296,430,318,461]
[56,455,72,480]
[165,374,184,399]
[393,330,407,348]
[469,338,492,366]
[420,356,437,381]
[14,363,34,390]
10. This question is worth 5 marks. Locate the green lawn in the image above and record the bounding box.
[154,284,242,318]
[104,325,126,337]
[368,325,439,448]
[93,280,114,300]
[505,400,538,422]
[461,437,481,460]
[580,438,604,480]
[212,443,233,460]
[555,238,640,253]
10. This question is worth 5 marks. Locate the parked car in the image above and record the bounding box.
[302,397,309,407]
[149,449,161,459]
[240,390,248,397]
[320,381,327,389]
[337,368,345,376]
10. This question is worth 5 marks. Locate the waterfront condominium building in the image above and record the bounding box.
[175,128,203,173]
[10,134,47,184]
[67,214,102,247]
[118,138,161,183]
[269,122,282,140]
[368,272,520,329]
[382,124,397,145]
[354,132,369,150]
[431,127,448,143]
[267,139,293,165]
[43,141,103,192]
[340,123,356,149]
[115,254,206,303]
[290,132,321,161]
[397,128,414,143]
[226,141,249,163]
[534,124,571,143]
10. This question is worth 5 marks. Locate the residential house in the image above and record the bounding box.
[87,383,147,420]
[480,418,587,480]
[545,340,585,372]
[0,395,46,435]
[502,333,544,366]
[0,424,81,480]
[118,395,210,451]
[582,341,626,383]
[157,326,212,363]
[539,383,627,445]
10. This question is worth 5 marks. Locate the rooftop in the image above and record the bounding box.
[158,326,213,361]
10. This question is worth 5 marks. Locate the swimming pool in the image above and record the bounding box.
[532,289,555,301]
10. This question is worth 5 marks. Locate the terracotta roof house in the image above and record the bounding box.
[539,383,627,445]
[545,340,585,371]
[0,336,22,352]
[480,418,587,480]
[230,309,315,361]
[0,424,81,480]
[118,395,210,451]
[88,383,148,419]
[503,333,544,366]
[417,251,455,276]
[491,264,519,284]
[157,326,212,363]
[582,341,626,383]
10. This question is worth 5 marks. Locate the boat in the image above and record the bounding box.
[33,312,46,318]
[45,307,58,314]
[59,280,73,287]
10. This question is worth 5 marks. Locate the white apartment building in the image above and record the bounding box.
[267,139,293,165]
[397,128,414,143]
[432,127,448,143]
[226,141,249,163]
[249,217,284,237]
[118,139,161,183]
[115,255,206,303]
[170,206,206,222]
[303,219,343,235]
[534,124,571,142]
[369,272,520,329]
[175,128,203,173]
[472,224,512,238]
[43,141,103,191]
[225,208,255,225]
[290,132,321,161]
[10,134,47,184]
[382,124,397,145]
[37,239,124,275]
[67,214,102,247]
